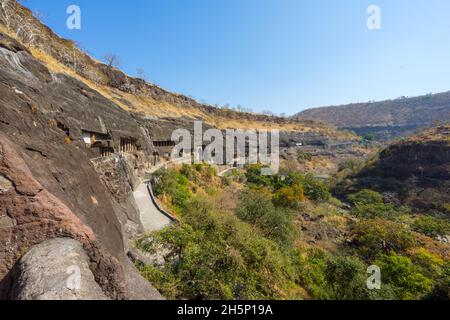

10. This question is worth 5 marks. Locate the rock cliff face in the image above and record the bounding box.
[0,1,363,299]
[8,238,108,300]
[0,32,162,299]
[0,134,126,299]
[337,127,450,215]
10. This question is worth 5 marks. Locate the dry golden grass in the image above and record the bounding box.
[2,22,357,140]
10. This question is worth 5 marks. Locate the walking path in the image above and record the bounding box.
[133,157,189,232]
[133,183,173,233]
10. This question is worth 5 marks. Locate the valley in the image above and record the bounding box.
[0,0,448,301]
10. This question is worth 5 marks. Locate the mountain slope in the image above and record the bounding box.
[0,0,353,138]
[336,125,450,216]
[294,92,450,140]
[0,30,166,299]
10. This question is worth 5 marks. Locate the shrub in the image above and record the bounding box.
[348,189,384,206]
[180,163,198,181]
[204,165,217,180]
[412,215,450,238]
[194,163,204,172]
[338,159,363,173]
[409,248,445,279]
[237,187,299,247]
[272,183,305,209]
[427,261,450,300]
[137,196,301,299]
[348,189,408,219]
[245,164,273,187]
[236,187,273,224]
[351,203,406,219]
[443,203,450,214]
[152,168,191,210]
[297,249,400,300]
[297,152,313,162]
[324,255,369,300]
[296,248,330,299]
[351,219,416,260]
[297,174,331,201]
[258,206,299,247]
[374,253,434,300]
[363,133,377,141]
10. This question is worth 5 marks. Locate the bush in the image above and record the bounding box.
[374,253,434,300]
[137,196,301,299]
[363,133,377,141]
[338,159,363,173]
[348,189,384,206]
[297,174,331,201]
[351,219,416,260]
[412,215,450,238]
[409,248,445,279]
[152,168,191,210]
[348,189,408,219]
[297,152,313,162]
[236,187,273,224]
[272,183,305,209]
[245,164,273,187]
[296,248,330,299]
[244,168,330,202]
[237,187,299,247]
[324,255,369,300]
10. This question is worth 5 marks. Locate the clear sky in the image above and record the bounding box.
[22,0,450,115]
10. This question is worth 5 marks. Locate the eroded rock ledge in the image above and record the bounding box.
[9,238,108,300]
[0,134,126,299]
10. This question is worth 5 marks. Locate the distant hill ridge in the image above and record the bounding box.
[294,91,450,140]
[0,0,351,139]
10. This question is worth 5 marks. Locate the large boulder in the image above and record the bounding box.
[11,238,107,300]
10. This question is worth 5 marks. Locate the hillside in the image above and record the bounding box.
[0,0,356,139]
[294,92,450,140]
[336,125,450,216]
[1,0,448,301]
[0,0,361,299]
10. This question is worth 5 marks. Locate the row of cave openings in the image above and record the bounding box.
[82,129,138,157]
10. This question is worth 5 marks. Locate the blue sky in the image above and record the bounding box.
[23,0,450,115]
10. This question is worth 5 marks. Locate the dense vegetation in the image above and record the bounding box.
[137,164,449,300]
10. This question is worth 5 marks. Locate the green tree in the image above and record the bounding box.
[152,168,191,210]
[137,196,301,299]
[272,183,305,209]
[237,187,298,247]
[375,253,434,300]
[348,189,384,206]
[351,219,416,260]
[324,255,369,300]
[297,174,330,201]
[347,189,407,219]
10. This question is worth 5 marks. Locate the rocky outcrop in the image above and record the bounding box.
[0,2,361,299]
[0,31,162,299]
[0,134,127,299]
[9,238,107,300]
[336,127,450,215]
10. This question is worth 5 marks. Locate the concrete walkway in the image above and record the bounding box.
[133,183,173,233]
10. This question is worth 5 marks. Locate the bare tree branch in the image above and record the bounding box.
[103,53,121,68]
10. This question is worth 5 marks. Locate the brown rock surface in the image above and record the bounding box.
[0,31,162,300]
[0,134,127,299]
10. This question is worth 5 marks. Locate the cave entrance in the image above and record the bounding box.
[82,130,114,157]
[153,140,176,160]
[119,137,138,153]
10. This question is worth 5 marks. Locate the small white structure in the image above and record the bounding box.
[82,132,91,145]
